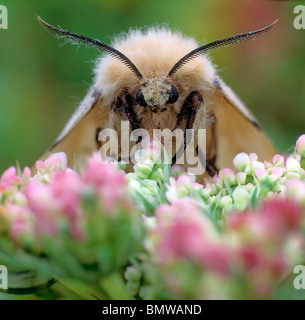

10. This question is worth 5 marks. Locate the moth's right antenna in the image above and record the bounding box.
[37,15,143,80]
[168,20,278,77]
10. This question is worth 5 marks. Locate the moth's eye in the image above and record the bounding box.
[167,85,179,104]
[136,90,147,107]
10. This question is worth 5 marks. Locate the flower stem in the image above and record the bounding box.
[100,272,134,300]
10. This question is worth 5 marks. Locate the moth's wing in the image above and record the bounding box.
[210,77,276,169]
[44,87,109,167]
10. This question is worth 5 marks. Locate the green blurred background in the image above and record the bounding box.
[0,0,304,172]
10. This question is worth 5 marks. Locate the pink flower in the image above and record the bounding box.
[83,152,133,214]
[239,245,261,271]
[264,161,273,170]
[192,182,203,190]
[272,154,285,167]
[83,152,126,189]
[143,140,162,161]
[97,182,131,213]
[263,199,303,233]
[296,134,305,158]
[166,175,194,202]
[199,242,231,276]
[51,169,81,216]
[286,179,305,203]
[35,152,67,174]
[22,167,32,183]
[5,204,34,244]
[249,153,258,162]
[51,169,84,239]
[0,167,22,190]
[25,183,59,236]
[255,168,268,180]
[271,167,283,179]
[238,247,286,298]
[156,199,208,229]
[171,165,184,178]
[227,212,265,239]
[158,220,205,261]
[228,199,303,238]
[154,199,223,270]
[219,168,235,184]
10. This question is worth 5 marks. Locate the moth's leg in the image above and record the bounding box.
[173,91,218,178]
[176,91,203,133]
[109,92,142,163]
[112,92,141,131]
[207,114,219,173]
[172,91,202,164]
[204,115,219,177]
[96,127,103,149]
[173,91,216,176]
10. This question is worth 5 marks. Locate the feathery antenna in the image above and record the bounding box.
[37,15,143,80]
[168,20,278,77]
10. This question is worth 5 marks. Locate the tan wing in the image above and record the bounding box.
[42,87,109,168]
[211,78,276,169]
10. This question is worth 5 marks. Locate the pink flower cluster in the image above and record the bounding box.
[163,135,305,221]
[148,197,304,299]
[0,152,134,247]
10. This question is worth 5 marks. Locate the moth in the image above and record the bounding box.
[38,16,277,181]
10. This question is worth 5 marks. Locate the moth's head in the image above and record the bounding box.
[92,23,278,110]
[37,16,278,113]
[136,77,178,112]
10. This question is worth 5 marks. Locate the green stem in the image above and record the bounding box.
[100,272,134,300]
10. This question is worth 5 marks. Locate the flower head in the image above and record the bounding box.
[35,152,67,174]
[296,135,305,158]
[0,167,22,190]
[233,152,250,172]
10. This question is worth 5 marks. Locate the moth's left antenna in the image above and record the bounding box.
[37,15,143,80]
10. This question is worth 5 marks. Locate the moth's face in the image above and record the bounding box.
[109,73,189,137]
[102,29,216,134]
[136,77,179,112]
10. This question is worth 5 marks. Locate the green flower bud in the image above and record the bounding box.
[134,159,154,179]
[219,196,233,212]
[233,187,250,211]
[125,266,142,282]
[126,281,140,296]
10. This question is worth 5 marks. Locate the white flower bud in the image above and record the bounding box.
[286,157,301,174]
[233,153,250,172]
[251,160,265,173]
